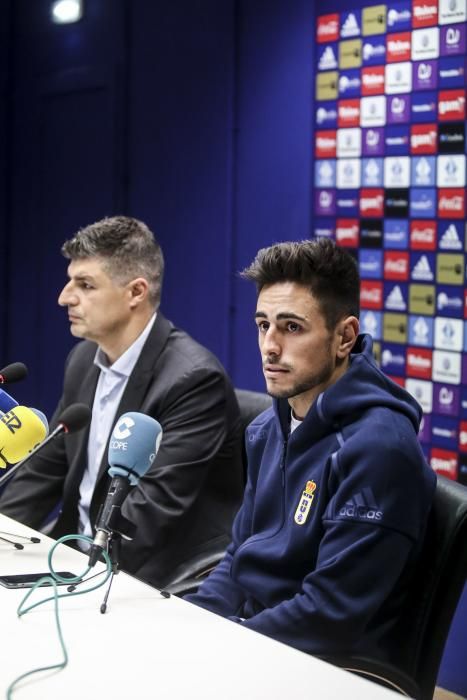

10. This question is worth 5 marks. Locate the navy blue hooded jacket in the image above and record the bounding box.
[187,334,436,659]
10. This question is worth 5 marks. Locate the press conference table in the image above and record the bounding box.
[0,515,404,699]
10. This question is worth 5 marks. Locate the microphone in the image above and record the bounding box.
[0,406,49,468]
[88,412,163,568]
[0,389,19,415]
[0,362,28,384]
[0,403,91,487]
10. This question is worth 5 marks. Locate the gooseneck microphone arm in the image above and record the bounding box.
[0,403,91,487]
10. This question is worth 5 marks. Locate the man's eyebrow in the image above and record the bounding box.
[254,311,306,321]
[71,273,96,282]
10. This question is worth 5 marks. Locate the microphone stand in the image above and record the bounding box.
[100,533,122,614]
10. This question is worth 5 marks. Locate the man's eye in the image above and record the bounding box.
[257,321,269,332]
[287,322,301,332]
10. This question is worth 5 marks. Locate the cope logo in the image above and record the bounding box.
[110,415,136,450]
[317,14,339,43]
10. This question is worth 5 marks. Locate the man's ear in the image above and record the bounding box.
[336,316,359,359]
[128,277,149,308]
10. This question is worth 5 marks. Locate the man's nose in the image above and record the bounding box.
[58,282,77,307]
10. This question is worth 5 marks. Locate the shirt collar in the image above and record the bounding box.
[93,312,157,377]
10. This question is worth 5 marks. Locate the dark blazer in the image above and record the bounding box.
[0,313,244,588]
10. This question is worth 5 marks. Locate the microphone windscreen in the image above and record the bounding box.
[0,362,28,384]
[0,406,49,467]
[0,389,19,414]
[108,412,163,484]
[58,403,91,433]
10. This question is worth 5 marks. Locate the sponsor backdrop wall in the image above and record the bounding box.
[313,0,467,488]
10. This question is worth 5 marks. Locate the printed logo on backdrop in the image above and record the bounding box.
[316,72,339,101]
[336,190,359,216]
[336,219,360,248]
[360,280,383,309]
[362,127,385,156]
[384,156,411,187]
[384,250,410,279]
[339,39,363,69]
[317,14,339,43]
[411,92,438,123]
[315,102,338,128]
[410,188,437,218]
[438,188,466,219]
[409,284,436,315]
[405,378,433,412]
[313,220,335,241]
[337,159,361,189]
[438,0,467,25]
[410,252,436,282]
[433,383,461,416]
[383,312,408,343]
[314,189,337,217]
[361,66,385,95]
[410,124,437,154]
[440,24,466,56]
[337,128,362,157]
[430,447,458,480]
[385,189,410,218]
[360,219,383,248]
[433,349,462,384]
[438,56,467,89]
[438,221,463,251]
[384,281,409,312]
[315,130,337,158]
[460,424,467,456]
[362,36,387,65]
[317,43,339,72]
[431,415,459,451]
[360,188,384,217]
[409,314,434,346]
[338,99,361,127]
[387,32,412,62]
[438,122,465,154]
[413,59,438,90]
[384,219,409,249]
[437,155,466,188]
[411,156,436,187]
[360,310,382,338]
[410,219,437,250]
[436,253,465,285]
[412,0,438,28]
[386,1,412,31]
[461,387,467,418]
[438,89,466,121]
[362,158,384,186]
[434,317,464,352]
[340,10,362,38]
[362,4,387,35]
[315,160,336,188]
[359,249,383,278]
[385,125,410,155]
[338,70,362,98]
[381,343,406,375]
[437,285,464,318]
[360,96,387,126]
[387,95,411,124]
[406,346,433,380]
[385,62,412,93]
[411,27,440,60]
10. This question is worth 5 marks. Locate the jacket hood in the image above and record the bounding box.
[275,333,422,437]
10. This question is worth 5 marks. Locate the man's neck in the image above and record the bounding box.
[99,310,155,365]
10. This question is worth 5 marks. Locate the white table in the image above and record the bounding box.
[0,515,404,699]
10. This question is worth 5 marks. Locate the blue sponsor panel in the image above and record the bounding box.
[438,55,467,89]
[336,189,360,216]
[438,220,464,251]
[381,342,407,375]
[410,251,436,282]
[410,188,437,218]
[384,219,409,248]
[465,321,467,352]
[384,281,409,312]
[431,414,459,450]
[385,125,410,155]
[313,218,336,240]
[360,309,382,339]
[362,36,387,66]
[408,314,434,347]
[386,0,412,32]
[315,101,338,128]
[411,91,438,123]
[338,69,362,98]
[362,157,384,186]
[315,159,337,188]
[317,42,339,72]
[340,9,362,38]
[359,248,383,278]
[437,284,464,318]
[411,156,437,187]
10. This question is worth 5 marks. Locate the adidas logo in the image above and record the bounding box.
[339,487,383,521]
[386,285,406,311]
[440,223,461,250]
[412,255,433,281]
[319,46,338,70]
[341,12,360,37]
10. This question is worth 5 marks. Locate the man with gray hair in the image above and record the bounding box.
[0,216,243,589]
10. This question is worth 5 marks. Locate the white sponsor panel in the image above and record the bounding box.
[384,156,411,187]
[439,0,467,24]
[433,350,462,384]
[360,96,386,126]
[385,62,412,94]
[437,155,466,188]
[337,158,361,188]
[405,378,433,413]
[434,317,463,351]
[411,27,440,60]
[336,128,362,157]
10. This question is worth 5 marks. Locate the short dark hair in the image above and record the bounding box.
[241,238,360,329]
[61,216,164,308]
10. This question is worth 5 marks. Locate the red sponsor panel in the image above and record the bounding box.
[388,375,405,387]
[384,251,410,281]
[386,32,411,62]
[438,89,466,122]
[406,347,433,379]
[438,189,465,219]
[338,99,360,127]
[412,0,438,27]
[410,220,437,250]
[430,448,458,481]
[459,421,467,453]
[410,124,437,155]
[336,218,359,247]
[315,130,337,158]
[361,66,385,96]
[359,189,384,217]
[360,280,383,309]
[317,13,339,43]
